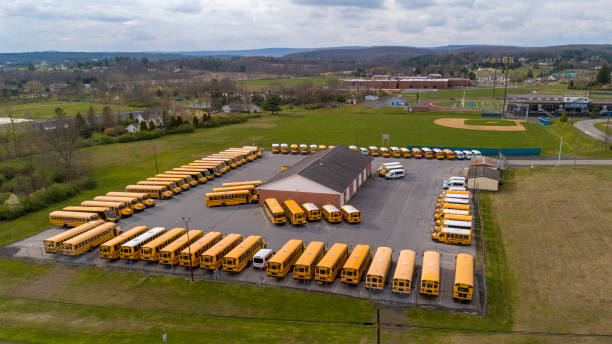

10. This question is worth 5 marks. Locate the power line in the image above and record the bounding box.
[2,295,611,338]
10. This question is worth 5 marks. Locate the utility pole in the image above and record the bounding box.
[153,147,159,175]
[492,68,497,99]
[501,57,510,117]
[557,136,563,166]
[376,309,381,344]
[587,68,596,99]
[606,115,611,151]
[182,217,194,282]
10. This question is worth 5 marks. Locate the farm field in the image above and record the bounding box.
[1,166,610,343]
[0,105,610,247]
[0,101,141,120]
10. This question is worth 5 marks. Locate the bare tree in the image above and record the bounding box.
[45,115,80,179]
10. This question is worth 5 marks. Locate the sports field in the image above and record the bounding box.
[432,100,503,110]
[463,119,517,126]
[0,102,141,120]
[1,166,610,343]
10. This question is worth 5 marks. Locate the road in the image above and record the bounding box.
[506,158,612,167]
[574,118,611,142]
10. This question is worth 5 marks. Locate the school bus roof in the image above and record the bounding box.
[283,200,304,214]
[421,251,440,281]
[63,206,113,213]
[203,233,242,257]
[123,227,166,248]
[101,226,148,248]
[454,253,474,286]
[367,246,393,277]
[295,241,325,266]
[81,200,124,207]
[107,192,149,198]
[317,243,348,268]
[206,190,250,197]
[181,231,222,254]
[49,210,99,218]
[343,244,371,270]
[301,203,319,212]
[161,230,203,253]
[64,222,117,246]
[322,204,340,213]
[268,239,303,265]
[142,228,186,249]
[393,249,416,281]
[94,196,137,203]
[340,205,360,213]
[224,235,262,260]
[440,227,472,235]
[126,184,166,191]
[44,220,104,242]
[264,198,283,213]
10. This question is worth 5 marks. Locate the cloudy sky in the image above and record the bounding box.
[0,0,610,52]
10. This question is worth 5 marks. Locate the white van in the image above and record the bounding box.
[472,150,482,158]
[348,145,358,151]
[253,248,274,269]
[385,168,405,179]
[360,147,369,155]
[463,150,474,159]
[443,177,465,190]
[454,150,465,160]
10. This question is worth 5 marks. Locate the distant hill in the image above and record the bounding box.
[0,51,186,64]
[285,46,436,60]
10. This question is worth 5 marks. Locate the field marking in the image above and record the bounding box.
[434,118,526,131]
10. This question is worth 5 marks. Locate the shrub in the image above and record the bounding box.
[165,123,194,134]
[99,136,114,145]
[103,127,123,137]
[560,111,568,122]
[76,177,97,190]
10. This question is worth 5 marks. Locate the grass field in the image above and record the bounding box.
[595,122,611,135]
[1,166,610,343]
[0,105,610,247]
[464,119,517,126]
[239,76,338,87]
[1,102,141,119]
[431,99,502,110]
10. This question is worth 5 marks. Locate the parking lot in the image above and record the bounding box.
[8,152,481,314]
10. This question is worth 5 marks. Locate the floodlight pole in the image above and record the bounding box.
[182,216,194,282]
[502,57,510,118]
[153,147,159,175]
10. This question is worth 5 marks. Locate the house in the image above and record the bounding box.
[470,157,500,170]
[125,123,138,133]
[467,167,500,192]
[346,98,358,105]
[258,145,373,208]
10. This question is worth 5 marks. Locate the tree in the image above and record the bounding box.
[45,115,80,179]
[74,112,92,138]
[139,121,148,131]
[590,107,600,119]
[354,67,366,77]
[468,72,476,80]
[101,106,115,129]
[148,120,156,131]
[262,94,281,114]
[54,107,65,117]
[560,111,568,122]
[192,116,199,128]
[86,105,98,131]
[526,69,534,78]
[596,63,610,85]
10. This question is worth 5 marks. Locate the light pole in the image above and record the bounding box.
[182,216,194,282]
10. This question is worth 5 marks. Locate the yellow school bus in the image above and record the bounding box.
[62,206,119,222]
[309,144,318,154]
[392,249,416,294]
[221,180,263,188]
[318,145,327,151]
[432,228,472,245]
[390,147,402,158]
[421,147,434,159]
[280,143,289,154]
[368,146,379,157]
[148,176,190,191]
[341,205,361,224]
[173,167,213,181]
[163,171,202,186]
[205,190,252,207]
[81,200,132,218]
[107,191,156,208]
[213,185,258,202]
[192,159,229,172]
[264,198,286,224]
[140,228,187,262]
[62,222,121,256]
[290,144,299,154]
[210,153,243,166]
[436,202,470,212]
[48,211,101,227]
[443,149,456,160]
[400,147,412,158]
[315,243,349,283]
[411,147,423,159]
[120,227,166,260]
[283,200,306,225]
[201,233,243,269]
[159,230,203,265]
[341,244,372,285]
[365,246,393,290]
[203,157,237,169]
[187,162,225,176]
[272,144,280,153]
[294,241,326,280]
[453,253,474,302]
[434,208,470,220]
[299,144,309,155]
[44,220,104,252]
[225,148,255,162]
[420,250,440,296]
[302,203,321,221]
[125,185,173,200]
[436,213,473,224]
[94,196,145,212]
[137,180,181,195]
[433,148,445,160]
[99,226,148,259]
[222,235,266,272]
[322,204,342,223]
[157,173,196,187]
[380,147,391,157]
[266,239,305,278]
[179,232,223,267]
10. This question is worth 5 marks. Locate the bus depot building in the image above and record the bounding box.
[258,145,373,208]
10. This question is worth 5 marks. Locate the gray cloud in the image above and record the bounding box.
[291,0,385,9]
[395,0,435,9]
[166,0,203,14]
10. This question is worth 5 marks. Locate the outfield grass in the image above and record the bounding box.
[0,102,141,119]
[432,100,456,107]
[464,119,517,126]
[0,106,609,246]
[239,76,338,87]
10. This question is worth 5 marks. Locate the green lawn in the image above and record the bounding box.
[431,100,456,107]
[0,102,141,119]
[239,76,338,87]
[464,119,517,126]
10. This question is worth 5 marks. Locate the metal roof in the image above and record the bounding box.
[262,145,372,194]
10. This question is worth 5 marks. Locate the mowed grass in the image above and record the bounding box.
[0,106,610,246]
[239,76,338,87]
[1,102,141,119]
[464,119,517,126]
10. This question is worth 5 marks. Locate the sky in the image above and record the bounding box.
[0,0,610,52]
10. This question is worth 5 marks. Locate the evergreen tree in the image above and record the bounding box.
[148,120,156,131]
[139,121,148,131]
[74,112,92,138]
[262,94,281,114]
[86,105,98,131]
[596,63,610,85]
[192,116,199,128]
